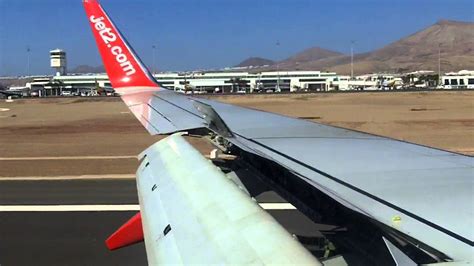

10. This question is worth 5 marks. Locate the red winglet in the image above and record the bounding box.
[83,0,159,89]
[106,212,144,251]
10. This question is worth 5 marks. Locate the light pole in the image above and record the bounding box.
[438,43,441,87]
[276,40,280,92]
[152,44,156,75]
[350,41,355,79]
[26,46,31,76]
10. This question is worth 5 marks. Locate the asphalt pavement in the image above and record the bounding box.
[0,179,322,265]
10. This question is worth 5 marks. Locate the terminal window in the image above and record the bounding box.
[450,79,458,85]
[444,79,449,85]
[468,79,474,85]
[459,79,465,85]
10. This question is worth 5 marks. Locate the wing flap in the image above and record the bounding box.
[136,134,320,265]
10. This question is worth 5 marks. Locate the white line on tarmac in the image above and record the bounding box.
[0,174,136,181]
[259,203,296,210]
[0,205,140,212]
[0,155,234,161]
[0,203,295,212]
[0,155,137,161]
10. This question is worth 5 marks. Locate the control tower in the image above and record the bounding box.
[50,49,67,76]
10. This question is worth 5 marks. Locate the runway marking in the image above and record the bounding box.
[0,203,296,212]
[0,155,234,160]
[259,203,296,210]
[0,174,136,181]
[0,155,137,161]
[0,205,140,212]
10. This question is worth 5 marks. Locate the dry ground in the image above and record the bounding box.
[209,91,474,154]
[0,91,472,177]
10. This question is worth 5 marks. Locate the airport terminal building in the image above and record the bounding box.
[4,48,471,97]
[12,48,468,96]
[28,71,351,96]
[442,70,474,89]
[16,69,474,97]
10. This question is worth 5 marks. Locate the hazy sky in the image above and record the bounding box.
[0,0,472,76]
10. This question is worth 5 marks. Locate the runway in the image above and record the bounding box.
[0,179,321,265]
[0,179,138,204]
[0,211,148,266]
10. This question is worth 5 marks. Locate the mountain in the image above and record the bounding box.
[70,65,105,74]
[235,57,275,67]
[359,19,474,73]
[280,46,343,65]
[276,19,474,74]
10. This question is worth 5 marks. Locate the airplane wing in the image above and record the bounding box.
[83,0,473,265]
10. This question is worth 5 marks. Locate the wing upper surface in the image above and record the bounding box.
[196,98,474,261]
